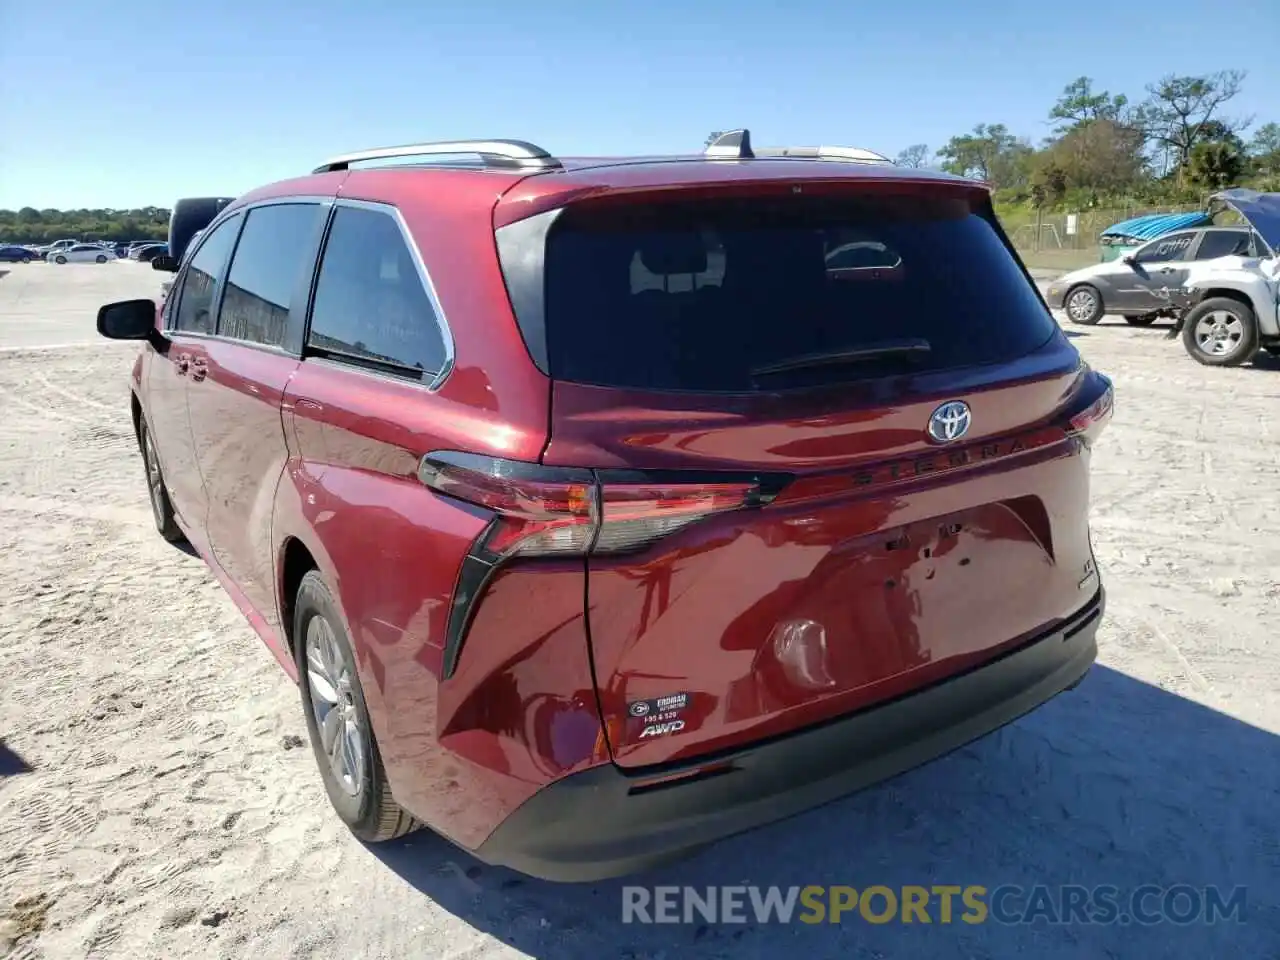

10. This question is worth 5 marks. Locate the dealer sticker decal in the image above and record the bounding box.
[626,692,690,737]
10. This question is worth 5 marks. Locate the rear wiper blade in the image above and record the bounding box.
[749,338,932,377]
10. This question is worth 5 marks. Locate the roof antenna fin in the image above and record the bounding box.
[705,129,754,159]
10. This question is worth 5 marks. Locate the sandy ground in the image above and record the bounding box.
[0,261,1277,959]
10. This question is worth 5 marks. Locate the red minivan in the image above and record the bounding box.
[97,130,1112,881]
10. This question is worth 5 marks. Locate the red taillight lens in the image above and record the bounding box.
[418,454,596,558]
[1064,371,1114,443]
[593,481,756,554]
[418,453,780,559]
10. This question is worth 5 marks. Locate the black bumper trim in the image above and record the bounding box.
[472,587,1104,882]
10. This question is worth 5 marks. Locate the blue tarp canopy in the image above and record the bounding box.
[1210,188,1280,255]
[1099,211,1213,243]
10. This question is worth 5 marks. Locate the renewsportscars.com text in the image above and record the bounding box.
[621,884,1247,926]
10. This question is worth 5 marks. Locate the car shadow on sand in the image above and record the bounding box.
[0,739,33,776]
[367,666,1278,958]
[1243,351,1280,373]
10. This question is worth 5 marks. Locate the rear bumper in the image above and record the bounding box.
[474,586,1104,882]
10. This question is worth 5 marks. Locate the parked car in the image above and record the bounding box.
[96,129,1112,882]
[1044,224,1266,326]
[134,243,168,262]
[0,245,36,263]
[1166,189,1280,366]
[35,238,79,260]
[48,243,115,264]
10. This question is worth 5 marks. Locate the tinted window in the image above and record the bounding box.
[307,206,446,379]
[537,195,1057,392]
[1194,230,1251,260]
[1133,232,1194,263]
[172,214,241,334]
[219,203,321,347]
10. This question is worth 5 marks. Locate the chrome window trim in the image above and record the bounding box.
[166,210,245,336]
[166,196,332,345]
[303,197,456,392]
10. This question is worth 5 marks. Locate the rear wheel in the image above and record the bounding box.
[1182,297,1259,367]
[1065,285,1104,325]
[295,571,419,843]
[1124,315,1156,326]
[139,419,184,542]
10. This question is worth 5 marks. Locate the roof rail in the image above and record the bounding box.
[704,129,890,165]
[312,139,562,174]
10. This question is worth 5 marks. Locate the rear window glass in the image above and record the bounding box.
[540,194,1056,392]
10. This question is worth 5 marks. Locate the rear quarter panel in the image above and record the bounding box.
[271,171,608,848]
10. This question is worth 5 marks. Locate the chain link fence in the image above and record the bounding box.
[1004,203,1206,272]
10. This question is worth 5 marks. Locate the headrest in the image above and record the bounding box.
[637,232,708,275]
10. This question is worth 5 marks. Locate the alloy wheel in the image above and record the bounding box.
[1193,310,1244,357]
[304,616,366,798]
[142,430,165,527]
[1067,289,1098,323]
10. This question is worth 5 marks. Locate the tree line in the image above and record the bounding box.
[0,207,170,245]
[894,71,1280,210]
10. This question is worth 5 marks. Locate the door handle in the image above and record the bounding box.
[190,357,208,382]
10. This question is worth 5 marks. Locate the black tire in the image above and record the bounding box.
[54,255,66,264]
[1181,297,1259,367]
[1064,284,1104,325]
[1124,315,1156,327]
[139,418,184,542]
[168,197,234,262]
[21,255,31,263]
[1263,345,1280,357]
[294,571,419,843]
[95,254,107,264]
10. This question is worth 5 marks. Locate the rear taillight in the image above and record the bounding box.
[1063,370,1114,444]
[423,452,791,679]
[418,452,782,560]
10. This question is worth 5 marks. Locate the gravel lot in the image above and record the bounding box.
[0,261,1277,959]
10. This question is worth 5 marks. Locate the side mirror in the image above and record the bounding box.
[151,255,179,273]
[1122,254,1136,265]
[97,299,158,340]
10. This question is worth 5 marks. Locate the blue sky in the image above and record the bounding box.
[2,0,1276,209]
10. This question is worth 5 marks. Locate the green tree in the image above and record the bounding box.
[1248,122,1280,175]
[1049,77,1130,134]
[1135,71,1247,173]
[1040,118,1147,194]
[1187,140,1245,190]
[1029,161,1069,208]
[937,124,1033,188]
[0,208,169,245]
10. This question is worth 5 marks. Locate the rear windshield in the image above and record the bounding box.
[538,193,1056,392]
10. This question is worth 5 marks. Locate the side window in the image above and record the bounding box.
[218,203,322,347]
[306,206,447,379]
[172,214,241,334]
[1193,230,1250,261]
[1133,232,1194,264]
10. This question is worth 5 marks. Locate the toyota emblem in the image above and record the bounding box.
[927,401,972,443]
